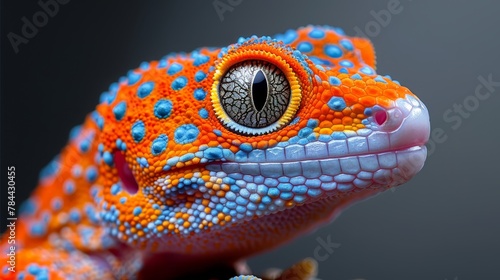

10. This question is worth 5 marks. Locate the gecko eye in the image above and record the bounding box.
[212,60,294,135]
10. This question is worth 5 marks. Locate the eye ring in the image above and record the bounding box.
[211,41,309,136]
[216,59,293,134]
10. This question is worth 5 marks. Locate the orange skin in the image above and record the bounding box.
[0,26,427,279]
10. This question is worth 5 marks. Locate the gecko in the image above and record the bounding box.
[1,25,430,280]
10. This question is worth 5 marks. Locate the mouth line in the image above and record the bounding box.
[204,143,427,166]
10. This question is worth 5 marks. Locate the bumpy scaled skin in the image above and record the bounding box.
[1,25,430,279]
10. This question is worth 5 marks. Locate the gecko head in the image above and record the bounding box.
[94,26,429,259]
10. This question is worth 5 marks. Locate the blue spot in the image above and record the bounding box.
[299,127,313,138]
[327,97,347,111]
[27,264,40,275]
[329,76,342,86]
[213,129,222,136]
[324,44,343,58]
[37,268,49,279]
[108,82,119,99]
[151,134,168,155]
[64,180,75,195]
[276,29,297,44]
[334,27,345,35]
[154,99,173,119]
[137,157,149,168]
[167,63,183,75]
[199,108,208,119]
[69,125,82,140]
[131,120,146,142]
[91,111,104,130]
[204,147,223,160]
[127,71,142,85]
[239,143,252,152]
[309,28,325,39]
[113,101,127,121]
[110,183,121,195]
[140,61,150,70]
[193,88,207,101]
[281,29,298,44]
[116,139,127,151]
[307,119,318,128]
[85,166,97,182]
[106,90,118,105]
[72,165,82,177]
[364,108,373,116]
[179,153,195,162]
[79,139,90,153]
[20,199,36,215]
[195,71,207,82]
[102,151,113,166]
[351,73,362,80]
[171,76,188,90]
[340,39,354,51]
[69,208,81,223]
[309,56,332,66]
[174,124,199,144]
[193,54,210,66]
[360,66,375,75]
[339,60,354,68]
[133,207,142,216]
[315,64,325,72]
[158,59,168,68]
[30,223,46,236]
[339,67,349,74]
[120,197,127,204]
[137,81,155,98]
[51,197,62,211]
[297,42,313,53]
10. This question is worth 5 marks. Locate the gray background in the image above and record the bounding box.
[2,1,499,279]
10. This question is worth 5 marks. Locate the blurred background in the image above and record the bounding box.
[2,1,500,279]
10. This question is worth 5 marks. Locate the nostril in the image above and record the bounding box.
[113,151,139,195]
[374,110,388,126]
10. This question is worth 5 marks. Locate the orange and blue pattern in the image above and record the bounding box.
[1,25,429,279]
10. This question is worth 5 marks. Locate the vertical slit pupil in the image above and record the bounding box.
[251,70,268,112]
